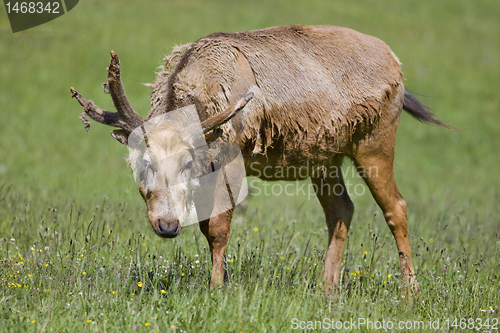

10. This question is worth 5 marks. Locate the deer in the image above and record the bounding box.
[70,25,450,294]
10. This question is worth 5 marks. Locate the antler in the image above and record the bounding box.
[70,51,144,145]
[200,91,254,134]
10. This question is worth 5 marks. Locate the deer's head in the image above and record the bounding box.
[71,51,252,238]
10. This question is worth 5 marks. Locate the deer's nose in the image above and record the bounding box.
[156,219,180,238]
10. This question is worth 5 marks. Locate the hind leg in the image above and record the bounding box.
[312,159,354,293]
[353,129,418,294]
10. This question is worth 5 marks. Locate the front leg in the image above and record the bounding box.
[199,208,233,288]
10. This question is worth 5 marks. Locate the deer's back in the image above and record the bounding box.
[150,25,405,164]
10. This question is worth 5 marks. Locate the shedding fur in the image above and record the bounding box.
[148,25,403,165]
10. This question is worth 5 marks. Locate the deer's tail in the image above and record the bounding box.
[403,91,455,129]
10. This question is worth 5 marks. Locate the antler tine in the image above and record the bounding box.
[106,51,144,131]
[200,91,254,134]
[70,51,144,134]
[71,85,128,134]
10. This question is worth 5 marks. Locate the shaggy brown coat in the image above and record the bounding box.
[72,25,450,294]
[148,25,401,165]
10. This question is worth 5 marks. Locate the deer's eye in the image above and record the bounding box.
[139,160,157,189]
[138,182,151,200]
[184,160,193,171]
[180,160,193,177]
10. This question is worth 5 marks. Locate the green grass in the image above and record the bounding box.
[1,0,499,331]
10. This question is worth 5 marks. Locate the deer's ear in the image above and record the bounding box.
[111,129,129,146]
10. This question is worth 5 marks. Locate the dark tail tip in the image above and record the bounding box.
[403,91,458,130]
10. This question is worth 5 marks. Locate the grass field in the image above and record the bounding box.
[1,0,499,331]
